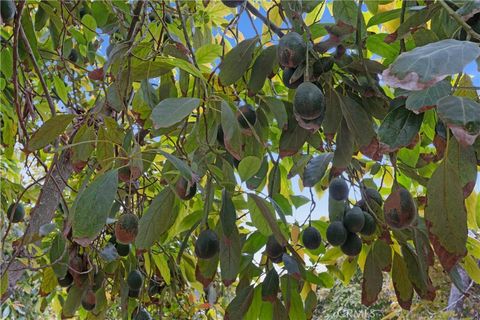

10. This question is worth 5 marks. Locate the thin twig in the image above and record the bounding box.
[13,1,27,138]
[399,0,407,53]
[19,26,56,116]
[245,1,284,37]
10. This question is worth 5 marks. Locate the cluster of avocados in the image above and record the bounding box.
[325,178,380,256]
[278,32,332,131]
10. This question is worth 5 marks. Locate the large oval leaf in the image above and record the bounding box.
[72,170,118,246]
[27,114,75,151]
[382,39,480,90]
[405,80,451,114]
[219,37,258,86]
[135,188,179,249]
[248,45,278,94]
[437,96,480,146]
[150,98,201,129]
[425,154,468,272]
[302,152,333,187]
[378,106,424,151]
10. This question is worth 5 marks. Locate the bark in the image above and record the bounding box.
[1,151,73,303]
[446,266,471,319]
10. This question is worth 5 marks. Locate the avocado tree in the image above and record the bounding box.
[1,0,480,318]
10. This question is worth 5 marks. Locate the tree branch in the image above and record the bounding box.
[245,1,284,37]
[126,0,145,41]
[438,0,480,41]
[19,25,56,116]
[13,1,27,138]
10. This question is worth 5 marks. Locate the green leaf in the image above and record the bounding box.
[196,43,222,64]
[219,224,241,286]
[245,286,263,319]
[196,254,219,289]
[150,98,201,129]
[40,267,57,296]
[333,0,366,36]
[49,233,68,279]
[332,119,354,168]
[425,153,467,272]
[361,247,383,306]
[128,59,173,80]
[0,272,8,296]
[247,196,272,236]
[282,254,302,279]
[279,103,309,158]
[72,170,118,245]
[261,97,288,130]
[81,14,97,42]
[249,194,287,246]
[262,268,279,302]
[280,275,306,320]
[445,137,477,196]
[135,188,179,249]
[219,37,258,86]
[0,48,13,79]
[225,285,255,320]
[158,150,195,182]
[152,254,171,285]
[383,39,480,90]
[27,114,75,151]
[396,4,441,40]
[367,8,402,27]
[323,87,343,136]
[246,156,269,190]
[248,45,278,94]
[238,156,262,181]
[378,106,424,151]
[221,100,244,160]
[220,189,237,237]
[302,153,333,187]
[366,34,399,64]
[437,96,480,146]
[401,244,435,300]
[91,1,108,26]
[53,75,68,102]
[405,80,451,114]
[337,93,375,147]
[72,123,96,163]
[62,285,85,318]
[462,255,480,284]
[392,252,413,310]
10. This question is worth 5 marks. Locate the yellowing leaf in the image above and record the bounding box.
[53,75,68,102]
[153,254,171,285]
[462,255,480,284]
[466,191,478,229]
[28,114,75,151]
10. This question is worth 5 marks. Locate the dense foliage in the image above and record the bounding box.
[1,0,480,319]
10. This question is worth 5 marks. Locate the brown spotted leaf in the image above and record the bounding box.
[425,147,468,272]
[382,40,480,90]
[392,252,413,310]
